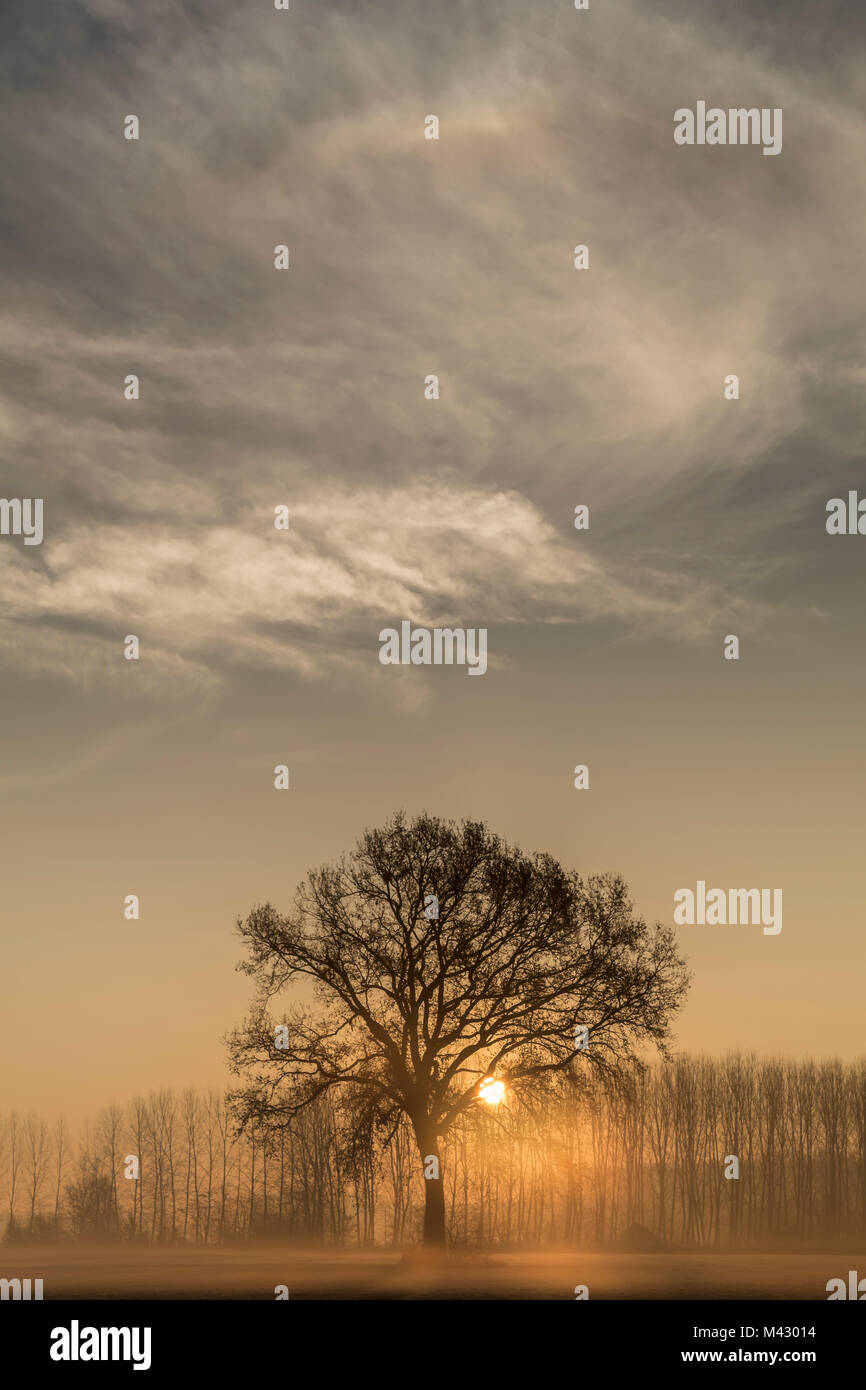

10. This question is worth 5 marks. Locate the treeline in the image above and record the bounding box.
[2,1055,864,1249]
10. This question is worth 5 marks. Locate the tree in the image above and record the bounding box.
[23,1113,49,1233]
[6,1111,20,1233]
[66,1169,117,1240]
[53,1117,68,1231]
[227,811,690,1247]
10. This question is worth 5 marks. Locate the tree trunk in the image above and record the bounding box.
[415,1123,447,1248]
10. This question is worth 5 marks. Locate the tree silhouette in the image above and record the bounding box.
[227,811,690,1247]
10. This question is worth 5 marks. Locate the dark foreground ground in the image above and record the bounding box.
[3,1247,862,1299]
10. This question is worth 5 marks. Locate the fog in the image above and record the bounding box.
[3,1245,861,1300]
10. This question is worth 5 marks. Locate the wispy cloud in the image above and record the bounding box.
[2,481,770,690]
[1,0,863,695]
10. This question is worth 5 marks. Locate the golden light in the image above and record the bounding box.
[479,1076,506,1106]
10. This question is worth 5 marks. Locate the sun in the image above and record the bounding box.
[479,1076,506,1106]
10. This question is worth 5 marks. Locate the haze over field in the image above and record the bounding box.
[6,1247,862,1301]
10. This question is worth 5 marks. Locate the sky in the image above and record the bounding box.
[1,0,864,1123]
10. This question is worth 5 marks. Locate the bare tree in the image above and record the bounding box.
[96,1106,123,1236]
[127,1096,148,1239]
[53,1117,68,1231]
[6,1111,21,1232]
[24,1113,49,1232]
[181,1088,199,1243]
[0,1116,8,1229]
[227,811,689,1246]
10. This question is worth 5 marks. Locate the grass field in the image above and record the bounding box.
[3,1247,861,1300]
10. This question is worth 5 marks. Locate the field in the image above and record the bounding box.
[3,1247,861,1300]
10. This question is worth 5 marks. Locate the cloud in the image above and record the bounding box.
[1,0,863,698]
[2,480,770,691]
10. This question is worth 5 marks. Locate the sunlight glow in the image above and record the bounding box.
[479,1076,506,1106]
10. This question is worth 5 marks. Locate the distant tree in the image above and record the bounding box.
[6,1111,20,1229]
[227,812,690,1247]
[23,1113,49,1233]
[53,1117,68,1232]
[66,1170,118,1240]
